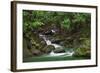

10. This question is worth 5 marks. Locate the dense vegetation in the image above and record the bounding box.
[23,10,91,62]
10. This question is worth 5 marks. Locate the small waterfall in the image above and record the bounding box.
[51,29,56,33]
[66,51,74,56]
[39,34,74,56]
[39,34,61,48]
[51,44,61,48]
[49,50,55,56]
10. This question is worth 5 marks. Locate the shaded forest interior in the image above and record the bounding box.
[23,10,91,62]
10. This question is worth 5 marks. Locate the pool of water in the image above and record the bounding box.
[23,50,89,62]
[23,56,87,63]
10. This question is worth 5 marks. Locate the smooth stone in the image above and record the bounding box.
[31,49,42,56]
[54,47,66,53]
[43,30,54,35]
[51,39,63,44]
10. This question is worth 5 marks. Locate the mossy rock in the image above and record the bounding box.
[73,48,90,58]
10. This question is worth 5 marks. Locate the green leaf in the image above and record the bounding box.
[61,18,71,29]
[32,21,44,28]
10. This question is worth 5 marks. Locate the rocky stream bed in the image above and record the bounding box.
[23,26,90,62]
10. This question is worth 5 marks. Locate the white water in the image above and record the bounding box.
[51,29,56,33]
[39,34,74,56]
[39,34,61,48]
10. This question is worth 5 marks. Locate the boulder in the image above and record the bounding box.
[40,40,46,45]
[31,49,42,56]
[43,30,54,35]
[51,39,63,44]
[54,47,66,53]
[42,45,55,54]
[39,40,47,49]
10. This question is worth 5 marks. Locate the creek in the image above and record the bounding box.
[39,33,74,57]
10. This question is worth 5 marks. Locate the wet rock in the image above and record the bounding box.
[51,39,63,44]
[42,45,55,54]
[40,40,46,44]
[59,41,65,45]
[31,49,42,56]
[43,30,54,35]
[37,39,46,49]
[54,47,66,53]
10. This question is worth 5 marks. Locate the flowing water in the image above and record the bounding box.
[39,34,74,57]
